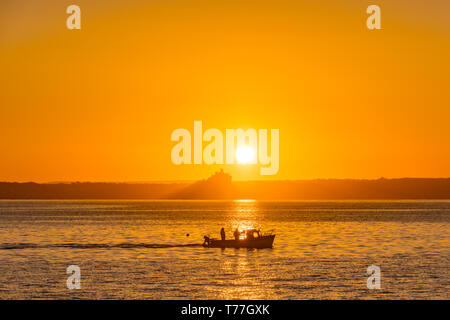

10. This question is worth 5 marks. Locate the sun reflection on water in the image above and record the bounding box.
[230,200,259,233]
[216,250,274,299]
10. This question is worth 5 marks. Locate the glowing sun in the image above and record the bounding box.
[236,146,255,164]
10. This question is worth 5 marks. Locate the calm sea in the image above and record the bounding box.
[0,200,448,299]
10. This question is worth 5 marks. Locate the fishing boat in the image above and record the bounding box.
[202,229,275,248]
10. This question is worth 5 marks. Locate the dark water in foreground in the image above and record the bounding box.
[0,200,448,299]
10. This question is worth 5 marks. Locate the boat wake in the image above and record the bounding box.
[0,242,202,250]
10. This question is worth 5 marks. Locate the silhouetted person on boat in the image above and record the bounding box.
[220,227,226,240]
[234,228,240,240]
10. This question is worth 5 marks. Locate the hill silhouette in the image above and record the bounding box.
[170,169,234,199]
[1,174,450,199]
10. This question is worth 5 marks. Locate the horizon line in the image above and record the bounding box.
[2,177,450,184]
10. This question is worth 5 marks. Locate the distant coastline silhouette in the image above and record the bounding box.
[1,172,450,199]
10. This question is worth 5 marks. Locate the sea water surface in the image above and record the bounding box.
[0,200,448,299]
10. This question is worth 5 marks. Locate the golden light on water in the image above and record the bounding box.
[230,200,259,234]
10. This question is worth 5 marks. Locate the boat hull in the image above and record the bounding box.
[203,235,275,248]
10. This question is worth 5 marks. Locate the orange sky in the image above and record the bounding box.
[1,0,449,182]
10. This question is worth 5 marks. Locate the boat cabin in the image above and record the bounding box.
[240,229,261,240]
